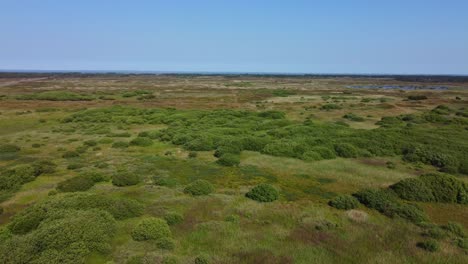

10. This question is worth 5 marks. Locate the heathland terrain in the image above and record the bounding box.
[0,73,467,264]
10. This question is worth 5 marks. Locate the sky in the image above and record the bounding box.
[1,0,467,74]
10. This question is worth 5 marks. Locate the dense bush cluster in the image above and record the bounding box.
[390,173,467,204]
[57,175,95,192]
[216,153,240,166]
[0,144,20,153]
[245,184,279,202]
[328,195,359,210]
[417,240,439,252]
[0,193,142,262]
[63,106,468,174]
[112,170,141,186]
[353,189,427,223]
[184,180,214,196]
[130,137,153,147]
[131,217,171,241]
[0,161,57,201]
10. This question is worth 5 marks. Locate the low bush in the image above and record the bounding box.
[83,140,98,146]
[156,237,175,250]
[408,95,428,101]
[329,195,359,210]
[320,103,342,110]
[418,174,467,204]
[443,222,466,238]
[164,212,184,225]
[188,151,198,158]
[354,188,428,223]
[417,240,439,252]
[245,184,279,202]
[0,165,37,191]
[216,153,240,166]
[112,141,130,148]
[424,227,447,239]
[62,151,80,158]
[302,151,322,161]
[311,146,336,159]
[32,160,57,176]
[112,171,140,187]
[130,137,153,147]
[214,145,241,158]
[184,180,214,196]
[0,144,20,153]
[334,143,358,158]
[389,178,435,202]
[57,175,95,192]
[343,113,364,122]
[131,217,171,241]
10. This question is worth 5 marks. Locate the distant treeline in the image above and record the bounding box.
[1,72,467,82]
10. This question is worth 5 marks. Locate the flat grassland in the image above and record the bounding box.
[0,73,467,264]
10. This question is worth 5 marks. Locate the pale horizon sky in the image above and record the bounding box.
[1,0,467,75]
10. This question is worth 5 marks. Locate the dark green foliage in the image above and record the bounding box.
[57,175,95,192]
[0,209,116,263]
[216,153,240,166]
[456,238,468,249]
[188,151,198,158]
[424,227,447,239]
[408,95,428,100]
[8,193,143,235]
[130,137,153,147]
[343,113,364,122]
[0,206,3,215]
[184,180,214,196]
[302,151,322,161]
[328,195,359,210]
[419,174,467,204]
[112,171,140,186]
[0,162,52,193]
[241,136,270,151]
[112,141,130,148]
[194,256,209,264]
[32,160,57,175]
[214,145,241,158]
[403,146,460,172]
[0,144,20,153]
[156,237,175,250]
[417,240,439,252]
[80,170,108,183]
[334,143,358,158]
[353,188,428,223]
[390,178,435,202]
[311,146,336,159]
[245,184,279,202]
[83,140,98,146]
[164,212,184,225]
[131,217,171,241]
[62,151,80,158]
[320,103,342,110]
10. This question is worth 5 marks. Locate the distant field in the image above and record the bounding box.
[0,73,467,264]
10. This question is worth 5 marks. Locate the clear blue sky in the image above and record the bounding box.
[1,0,467,74]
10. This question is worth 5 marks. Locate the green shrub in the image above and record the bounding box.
[245,184,279,202]
[241,136,270,151]
[443,222,466,238]
[419,173,467,204]
[184,180,214,196]
[390,178,435,202]
[184,136,215,151]
[67,162,85,170]
[0,206,3,215]
[334,143,358,158]
[320,103,342,110]
[62,151,80,158]
[214,145,241,158]
[343,113,364,122]
[408,95,428,101]
[131,218,171,241]
[112,141,130,148]
[83,140,98,146]
[32,160,57,176]
[329,195,359,210]
[164,212,184,225]
[80,170,108,183]
[424,227,447,239]
[188,151,198,158]
[216,153,240,166]
[156,237,175,250]
[130,137,153,147]
[417,240,439,252]
[112,171,140,187]
[1,209,116,263]
[57,175,95,192]
[0,165,37,191]
[354,188,427,223]
[311,146,336,159]
[456,238,468,249]
[194,255,209,264]
[302,151,322,161]
[0,144,21,153]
